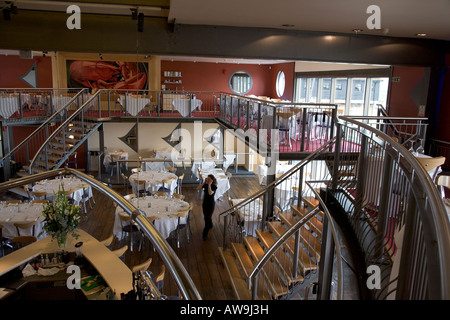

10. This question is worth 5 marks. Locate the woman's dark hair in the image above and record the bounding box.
[208,174,217,185]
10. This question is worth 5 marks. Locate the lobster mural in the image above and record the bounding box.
[68,60,148,90]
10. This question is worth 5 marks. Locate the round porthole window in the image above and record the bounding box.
[276,71,285,97]
[229,70,253,95]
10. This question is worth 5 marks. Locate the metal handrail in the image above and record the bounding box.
[28,89,102,173]
[339,116,450,299]
[219,138,336,218]
[0,168,202,300]
[0,88,87,163]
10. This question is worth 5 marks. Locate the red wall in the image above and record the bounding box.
[435,54,450,141]
[0,55,53,88]
[388,65,424,117]
[161,60,295,100]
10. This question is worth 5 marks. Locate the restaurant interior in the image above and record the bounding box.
[0,0,449,305]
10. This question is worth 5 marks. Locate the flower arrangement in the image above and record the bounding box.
[39,186,82,249]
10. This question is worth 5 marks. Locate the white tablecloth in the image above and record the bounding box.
[254,164,294,185]
[119,95,151,116]
[223,154,236,171]
[52,95,72,113]
[275,175,301,211]
[144,148,172,171]
[172,99,202,117]
[129,171,178,194]
[232,198,263,236]
[199,168,230,200]
[0,202,46,239]
[192,160,217,180]
[33,177,93,206]
[114,195,189,239]
[103,151,129,172]
[0,96,19,119]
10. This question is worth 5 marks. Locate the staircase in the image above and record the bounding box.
[29,120,101,174]
[219,196,324,300]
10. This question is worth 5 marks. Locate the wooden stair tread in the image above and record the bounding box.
[266,222,319,273]
[268,221,321,262]
[302,196,319,208]
[230,242,254,279]
[244,236,290,298]
[229,243,272,300]
[288,207,323,236]
[218,247,252,300]
[256,230,304,284]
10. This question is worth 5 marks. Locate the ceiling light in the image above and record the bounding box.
[352,29,363,33]
[416,33,427,37]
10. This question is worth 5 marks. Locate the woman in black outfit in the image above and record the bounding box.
[197,174,218,240]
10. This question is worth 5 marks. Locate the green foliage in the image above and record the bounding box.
[39,185,82,240]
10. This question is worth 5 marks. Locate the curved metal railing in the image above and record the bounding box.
[334,116,450,299]
[0,168,202,300]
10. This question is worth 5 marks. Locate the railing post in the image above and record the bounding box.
[331,122,342,193]
[292,229,300,279]
[374,151,394,259]
[317,214,335,300]
[354,135,368,218]
[246,100,250,130]
[300,108,307,152]
[223,214,229,250]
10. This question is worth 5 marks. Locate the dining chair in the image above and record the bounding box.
[131,167,142,174]
[66,152,78,169]
[23,184,32,199]
[117,211,142,252]
[100,233,114,247]
[6,200,22,204]
[155,264,166,292]
[436,174,450,199]
[131,257,152,273]
[121,173,130,194]
[80,183,93,214]
[173,193,185,200]
[416,156,446,182]
[111,245,128,258]
[159,178,175,194]
[166,166,177,173]
[14,220,37,237]
[110,153,122,176]
[124,193,136,201]
[30,191,47,201]
[11,236,37,250]
[132,179,147,197]
[175,202,193,248]
[63,189,77,204]
[177,173,185,194]
[31,199,49,204]
[152,191,169,197]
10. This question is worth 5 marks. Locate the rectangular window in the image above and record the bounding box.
[294,74,389,116]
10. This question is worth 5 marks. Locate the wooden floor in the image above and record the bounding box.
[78,173,263,300]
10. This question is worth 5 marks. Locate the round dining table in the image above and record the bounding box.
[0,201,47,239]
[129,171,178,194]
[33,177,93,206]
[114,194,190,239]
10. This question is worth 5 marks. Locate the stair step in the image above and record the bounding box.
[289,206,323,236]
[230,242,272,300]
[265,223,318,274]
[244,236,290,298]
[218,247,252,300]
[268,221,321,262]
[16,170,30,177]
[256,230,304,285]
[303,196,319,208]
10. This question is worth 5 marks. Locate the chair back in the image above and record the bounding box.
[416,156,446,172]
[131,257,152,273]
[31,200,49,204]
[100,234,114,246]
[153,191,168,197]
[14,221,37,237]
[437,175,450,189]
[156,264,166,291]
[124,194,136,201]
[12,236,37,249]
[112,245,128,258]
[173,193,185,200]
[6,200,22,204]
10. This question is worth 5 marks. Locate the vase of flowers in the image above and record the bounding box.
[39,185,82,251]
